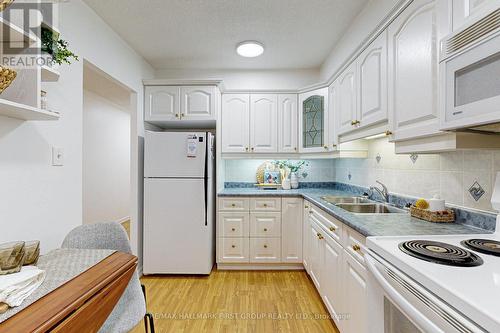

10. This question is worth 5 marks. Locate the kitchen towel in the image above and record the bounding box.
[0,266,45,307]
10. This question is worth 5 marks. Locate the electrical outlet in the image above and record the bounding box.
[52,147,64,166]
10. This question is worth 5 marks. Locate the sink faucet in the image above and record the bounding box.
[370,181,389,203]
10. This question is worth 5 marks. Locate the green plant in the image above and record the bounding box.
[274,160,308,173]
[41,27,79,65]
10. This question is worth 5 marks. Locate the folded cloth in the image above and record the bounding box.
[0,266,45,307]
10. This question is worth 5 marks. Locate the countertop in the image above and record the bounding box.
[218,188,492,237]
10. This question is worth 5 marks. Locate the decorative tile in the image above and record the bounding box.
[348,172,352,181]
[410,153,418,164]
[468,181,485,202]
[376,153,381,164]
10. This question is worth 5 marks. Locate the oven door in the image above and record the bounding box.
[365,251,486,333]
[441,31,500,130]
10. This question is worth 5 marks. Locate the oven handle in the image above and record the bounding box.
[365,254,443,333]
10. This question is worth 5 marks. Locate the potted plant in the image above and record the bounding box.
[274,160,308,189]
[41,26,79,66]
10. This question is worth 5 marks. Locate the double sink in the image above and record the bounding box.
[321,196,407,215]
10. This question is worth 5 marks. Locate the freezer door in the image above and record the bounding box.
[143,178,214,274]
[144,131,207,178]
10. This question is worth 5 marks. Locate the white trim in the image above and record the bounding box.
[143,79,225,90]
[217,263,304,270]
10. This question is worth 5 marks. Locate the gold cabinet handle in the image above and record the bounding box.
[329,226,336,232]
[352,244,361,252]
[294,147,297,151]
[263,203,268,207]
[351,120,356,126]
[317,233,324,240]
[251,147,255,151]
[245,147,249,151]
[385,130,393,136]
[323,145,328,149]
[181,113,185,117]
[264,244,268,248]
[263,228,268,232]
[231,245,236,248]
[231,228,236,231]
[231,203,236,207]
[175,114,179,118]
[332,144,337,148]
[304,205,309,209]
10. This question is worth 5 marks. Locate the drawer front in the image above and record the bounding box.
[218,212,249,237]
[218,238,249,263]
[250,238,281,263]
[250,197,281,211]
[310,205,343,243]
[250,212,281,237]
[343,226,367,265]
[219,197,249,211]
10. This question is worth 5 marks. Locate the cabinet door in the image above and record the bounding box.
[281,198,303,263]
[278,94,298,153]
[337,62,358,135]
[388,0,451,141]
[302,202,311,273]
[343,250,367,333]
[357,30,388,129]
[452,0,499,31]
[250,212,281,237]
[309,220,324,291]
[322,236,344,329]
[250,94,278,153]
[218,237,250,263]
[221,94,250,153]
[180,86,215,120]
[298,87,329,153]
[327,83,338,151]
[144,86,180,121]
[218,212,249,238]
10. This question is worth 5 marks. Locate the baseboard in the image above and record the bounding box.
[217,263,304,270]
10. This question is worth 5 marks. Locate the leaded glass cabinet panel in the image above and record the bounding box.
[302,95,324,148]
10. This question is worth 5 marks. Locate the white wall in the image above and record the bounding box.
[335,138,500,212]
[83,90,130,225]
[0,0,154,255]
[155,68,320,91]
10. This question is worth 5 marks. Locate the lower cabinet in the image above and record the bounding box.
[342,250,368,333]
[322,234,344,329]
[250,238,281,263]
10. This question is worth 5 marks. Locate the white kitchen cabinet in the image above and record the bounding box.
[388,0,451,141]
[336,62,358,136]
[180,86,216,121]
[221,94,250,153]
[250,212,281,237]
[298,87,329,153]
[308,219,324,291]
[250,94,278,153]
[145,86,180,122]
[218,212,249,238]
[281,198,303,263]
[278,94,298,153]
[452,0,500,31]
[327,82,338,150]
[343,250,367,333]
[250,238,281,263]
[357,30,388,129]
[302,202,311,273]
[322,235,344,330]
[219,237,250,263]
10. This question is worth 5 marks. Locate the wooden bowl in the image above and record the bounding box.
[0,241,26,275]
[0,0,14,12]
[23,240,40,266]
[0,66,17,94]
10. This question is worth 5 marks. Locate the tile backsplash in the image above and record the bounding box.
[224,159,336,183]
[335,137,500,212]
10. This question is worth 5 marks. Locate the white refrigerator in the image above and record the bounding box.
[143,131,215,274]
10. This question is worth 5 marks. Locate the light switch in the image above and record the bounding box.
[52,147,64,166]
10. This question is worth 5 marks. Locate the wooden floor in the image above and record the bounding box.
[131,269,339,333]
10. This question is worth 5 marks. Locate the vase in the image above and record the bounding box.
[290,172,299,189]
[281,179,291,190]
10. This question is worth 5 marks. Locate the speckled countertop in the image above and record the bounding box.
[218,188,493,237]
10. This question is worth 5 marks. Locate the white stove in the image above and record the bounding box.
[365,172,500,333]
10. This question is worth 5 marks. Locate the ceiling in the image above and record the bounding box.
[83,0,368,70]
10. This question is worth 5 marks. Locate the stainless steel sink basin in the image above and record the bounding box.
[321,196,373,204]
[336,203,407,214]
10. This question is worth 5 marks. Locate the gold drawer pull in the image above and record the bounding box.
[231,203,236,207]
[329,226,336,232]
[231,245,236,248]
[317,233,324,240]
[263,228,268,232]
[264,244,268,248]
[304,205,309,209]
[352,244,361,252]
[231,228,236,231]
[263,203,268,207]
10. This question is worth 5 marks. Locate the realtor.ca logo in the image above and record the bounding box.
[1,1,56,69]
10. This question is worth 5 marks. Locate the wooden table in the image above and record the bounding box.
[0,252,137,333]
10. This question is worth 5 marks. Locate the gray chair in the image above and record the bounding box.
[62,222,155,333]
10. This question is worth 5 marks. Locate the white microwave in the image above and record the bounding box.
[440,7,500,132]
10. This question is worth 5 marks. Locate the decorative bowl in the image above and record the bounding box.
[0,66,17,94]
[0,0,14,12]
[23,240,40,266]
[0,241,25,275]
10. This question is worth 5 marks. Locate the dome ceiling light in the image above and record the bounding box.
[236,41,264,58]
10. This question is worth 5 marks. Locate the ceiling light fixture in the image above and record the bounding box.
[236,41,264,58]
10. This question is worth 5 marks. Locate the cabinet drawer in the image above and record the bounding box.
[219,197,249,211]
[343,226,367,265]
[218,212,249,237]
[250,212,281,237]
[218,238,249,263]
[250,197,281,211]
[250,238,281,263]
[310,205,343,243]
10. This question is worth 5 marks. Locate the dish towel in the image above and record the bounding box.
[0,266,46,307]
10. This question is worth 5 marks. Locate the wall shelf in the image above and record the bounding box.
[0,98,59,121]
[41,65,60,82]
[0,17,37,44]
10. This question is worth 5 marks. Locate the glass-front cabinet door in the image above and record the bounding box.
[298,87,329,153]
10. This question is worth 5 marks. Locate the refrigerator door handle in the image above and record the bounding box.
[204,132,208,226]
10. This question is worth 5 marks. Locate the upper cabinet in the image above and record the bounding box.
[250,94,278,153]
[278,94,298,153]
[388,0,451,141]
[336,62,358,136]
[299,87,329,153]
[145,85,218,128]
[145,86,180,122]
[452,0,500,31]
[221,94,250,153]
